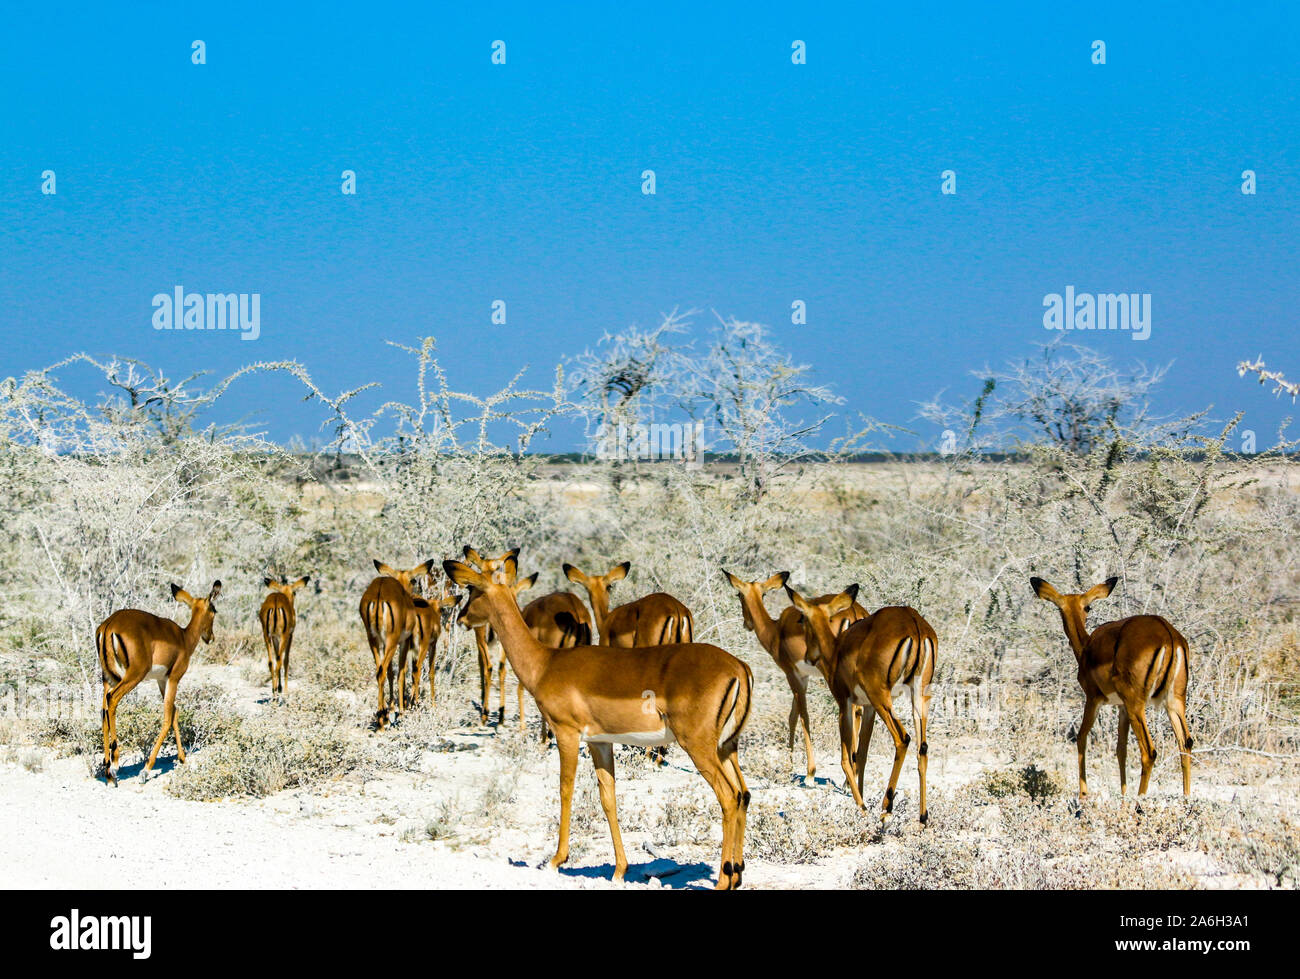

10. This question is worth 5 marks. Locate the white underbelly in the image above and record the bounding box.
[794,660,819,679]
[582,727,676,748]
[147,664,168,681]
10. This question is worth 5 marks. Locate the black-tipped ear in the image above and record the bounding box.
[845,583,860,603]
[264,577,275,589]
[373,559,384,572]
[170,583,182,599]
[1106,576,1119,593]
[209,581,222,600]
[618,561,631,574]
[507,546,522,561]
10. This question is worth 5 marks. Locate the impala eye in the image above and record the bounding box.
[1084,605,1091,614]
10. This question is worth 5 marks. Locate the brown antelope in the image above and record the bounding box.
[445,551,753,889]
[359,558,435,729]
[259,575,309,701]
[461,546,538,725]
[401,580,460,711]
[723,570,867,779]
[787,584,938,824]
[95,581,222,786]
[1030,577,1192,802]
[562,561,693,647]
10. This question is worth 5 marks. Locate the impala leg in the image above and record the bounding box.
[838,701,869,810]
[476,634,491,725]
[103,675,140,785]
[1117,710,1130,796]
[145,678,179,775]
[407,641,422,710]
[100,677,113,783]
[1166,698,1193,797]
[854,706,876,802]
[397,639,412,713]
[910,680,931,825]
[266,636,278,698]
[793,676,816,780]
[280,631,291,701]
[497,653,507,726]
[673,731,741,889]
[876,701,910,823]
[786,694,799,752]
[376,635,399,729]
[589,743,628,881]
[1128,706,1157,802]
[1075,696,1101,800]
[550,730,579,871]
[722,750,750,888]
[517,671,527,733]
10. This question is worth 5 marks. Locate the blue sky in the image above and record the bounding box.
[2,2,1297,451]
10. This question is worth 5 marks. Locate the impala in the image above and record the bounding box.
[445,551,753,889]
[462,546,538,725]
[723,569,867,780]
[95,580,222,786]
[259,575,309,701]
[562,561,693,647]
[1030,577,1192,801]
[359,558,435,729]
[786,584,938,824]
[402,580,460,711]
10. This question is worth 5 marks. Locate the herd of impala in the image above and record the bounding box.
[92,546,1195,890]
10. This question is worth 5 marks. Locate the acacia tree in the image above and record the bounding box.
[921,339,1176,455]
[683,315,840,500]
[565,309,693,468]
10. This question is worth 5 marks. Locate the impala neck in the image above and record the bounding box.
[588,590,612,641]
[181,608,205,654]
[482,586,553,692]
[743,592,781,654]
[1057,609,1089,664]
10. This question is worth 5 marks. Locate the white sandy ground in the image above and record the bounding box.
[0,748,858,890]
[1,661,1288,890]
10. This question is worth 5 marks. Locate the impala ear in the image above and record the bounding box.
[608,561,629,583]
[171,584,194,606]
[209,581,222,601]
[292,576,310,591]
[416,559,437,578]
[825,586,858,615]
[784,585,812,615]
[375,560,398,577]
[514,572,538,595]
[500,552,519,585]
[563,563,585,585]
[1030,577,1062,604]
[1085,577,1119,604]
[264,577,276,589]
[722,569,745,590]
[443,560,488,590]
[763,571,791,591]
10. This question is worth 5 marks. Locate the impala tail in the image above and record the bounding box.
[718,664,754,751]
